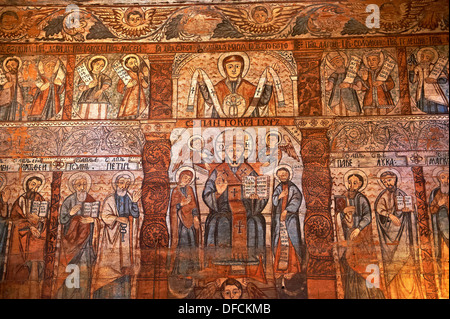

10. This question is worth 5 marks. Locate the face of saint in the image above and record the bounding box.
[253,9,269,24]
[221,284,242,299]
[43,61,57,78]
[0,12,19,31]
[127,13,143,27]
[27,179,42,193]
[381,175,397,192]
[5,60,19,74]
[73,178,87,192]
[116,177,131,195]
[331,57,345,72]
[277,170,290,184]
[420,51,434,65]
[267,134,279,148]
[225,143,245,165]
[178,173,192,187]
[439,172,449,194]
[347,175,362,193]
[126,57,139,72]
[225,61,243,81]
[367,55,381,70]
[191,138,203,152]
[91,59,105,74]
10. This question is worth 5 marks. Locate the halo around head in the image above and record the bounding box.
[111,171,135,190]
[68,172,92,193]
[188,134,205,151]
[432,167,449,184]
[362,50,385,69]
[122,54,140,70]
[3,56,22,71]
[0,173,6,192]
[325,51,348,70]
[274,164,294,182]
[23,173,46,193]
[343,169,368,192]
[376,168,402,188]
[88,55,108,72]
[213,129,254,162]
[218,52,250,78]
[265,130,282,146]
[417,47,439,64]
[175,166,196,184]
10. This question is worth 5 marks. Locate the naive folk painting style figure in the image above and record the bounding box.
[429,169,449,298]
[55,173,100,299]
[92,172,141,299]
[271,166,304,294]
[335,171,385,299]
[116,54,149,119]
[28,57,66,121]
[258,130,300,173]
[374,170,423,299]
[202,136,268,279]
[2,174,48,299]
[76,56,112,120]
[0,174,9,279]
[0,56,24,121]
[168,168,202,280]
[190,52,280,118]
[360,50,396,116]
[409,47,449,114]
[196,277,268,299]
[324,51,364,116]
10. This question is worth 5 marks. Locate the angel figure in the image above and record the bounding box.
[196,277,268,299]
[216,5,301,36]
[258,130,300,169]
[88,7,176,39]
[171,134,214,175]
[0,8,54,40]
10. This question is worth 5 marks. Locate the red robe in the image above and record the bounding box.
[28,79,63,119]
[2,192,47,298]
[116,70,148,119]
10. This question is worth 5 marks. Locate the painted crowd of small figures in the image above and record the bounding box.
[0,149,448,299]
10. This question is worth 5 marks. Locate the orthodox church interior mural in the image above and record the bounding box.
[0,0,448,300]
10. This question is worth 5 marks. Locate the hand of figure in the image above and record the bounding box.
[2,82,13,89]
[28,213,40,223]
[389,214,401,226]
[193,216,200,229]
[339,82,351,89]
[215,174,228,194]
[88,79,98,88]
[181,195,192,207]
[425,77,437,84]
[131,189,142,203]
[30,226,41,238]
[280,210,288,222]
[40,83,50,91]
[117,216,129,225]
[54,79,62,86]
[80,216,94,224]
[127,80,137,88]
[250,193,260,200]
[69,204,82,216]
[350,228,360,240]
[278,189,289,199]
[93,90,103,100]
[373,80,383,87]
[343,206,355,215]
[437,197,448,207]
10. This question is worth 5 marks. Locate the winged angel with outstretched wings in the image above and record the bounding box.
[0,8,55,40]
[216,5,302,36]
[342,0,448,32]
[88,7,177,39]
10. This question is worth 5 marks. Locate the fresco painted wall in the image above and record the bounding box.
[0,0,448,300]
